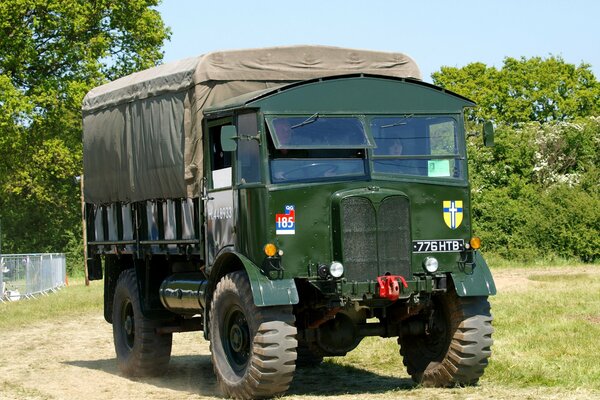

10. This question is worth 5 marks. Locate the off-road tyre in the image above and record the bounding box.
[210,271,297,399]
[399,292,493,387]
[112,269,172,376]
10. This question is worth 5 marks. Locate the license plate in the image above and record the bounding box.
[412,239,465,253]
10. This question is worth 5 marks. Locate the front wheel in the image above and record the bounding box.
[210,271,297,399]
[112,269,172,376]
[399,292,493,387]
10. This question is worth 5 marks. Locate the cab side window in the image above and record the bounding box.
[208,123,232,189]
[236,113,260,184]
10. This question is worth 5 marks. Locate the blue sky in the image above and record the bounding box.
[157,0,599,83]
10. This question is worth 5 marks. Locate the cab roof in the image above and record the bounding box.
[204,74,476,116]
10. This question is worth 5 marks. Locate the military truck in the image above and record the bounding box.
[82,46,495,399]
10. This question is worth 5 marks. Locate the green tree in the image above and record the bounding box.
[433,58,600,262]
[467,117,600,263]
[432,56,600,125]
[0,0,170,261]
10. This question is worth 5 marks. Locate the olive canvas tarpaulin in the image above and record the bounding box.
[82,45,421,204]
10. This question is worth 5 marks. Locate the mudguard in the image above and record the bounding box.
[451,251,497,297]
[235,253,300,306]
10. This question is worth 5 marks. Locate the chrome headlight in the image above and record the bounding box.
[329,261,344,278]
[423,257,439,273]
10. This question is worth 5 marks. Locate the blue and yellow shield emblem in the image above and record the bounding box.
[443,200,463,229]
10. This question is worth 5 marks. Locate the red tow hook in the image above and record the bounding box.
[377,275,408,301]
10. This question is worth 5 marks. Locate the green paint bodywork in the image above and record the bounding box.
[206,75,495,306]
[263,181,471,278]
[451,251,497,297]
[235,252,300,306]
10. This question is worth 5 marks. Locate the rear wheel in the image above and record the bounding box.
[112,269,172,376]
[210,271,297,399]
[399,292,493,387]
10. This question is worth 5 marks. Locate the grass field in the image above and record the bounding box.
[487,270,600,389]
[1,264,599,399]
[327,265,600,391]
[0,278,102,330]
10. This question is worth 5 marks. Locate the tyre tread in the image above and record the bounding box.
[210,271,297,399]
[399,293,493,387]
[113,269,172,377]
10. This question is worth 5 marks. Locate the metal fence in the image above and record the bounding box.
[0,253,66,302]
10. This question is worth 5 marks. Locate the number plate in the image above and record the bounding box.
[412,239,465,253]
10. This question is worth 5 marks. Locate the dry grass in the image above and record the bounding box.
[0,278,102,331]
[1,265,599,399]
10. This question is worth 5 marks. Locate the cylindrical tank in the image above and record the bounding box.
[159,273,208,315]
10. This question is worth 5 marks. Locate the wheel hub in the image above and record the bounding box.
[122,302,135,349]
[229,324,246,352]
[125,315,134,335]
[223,309,250,371]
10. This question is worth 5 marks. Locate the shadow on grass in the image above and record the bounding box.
[290,360,415,395]
[64,354,220,397]
[65,355,414,398]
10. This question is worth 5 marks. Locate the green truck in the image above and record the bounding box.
[82,46,495,399]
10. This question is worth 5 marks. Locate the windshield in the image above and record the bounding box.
[267,116,368,183]
[370,116,464,179]
[266,115,464,184]
[269,116,373,149]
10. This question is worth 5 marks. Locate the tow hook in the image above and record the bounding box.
[377,275,408,301]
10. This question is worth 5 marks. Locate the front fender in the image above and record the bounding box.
[217,251,299,306]
[451,251,497,297]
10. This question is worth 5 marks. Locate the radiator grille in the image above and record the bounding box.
[340,196,411,281]
[377,196,411,277]
[341,197,377,281]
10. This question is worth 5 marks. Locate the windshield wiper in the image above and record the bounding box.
[291,113,319,129]
[380,114,413,129]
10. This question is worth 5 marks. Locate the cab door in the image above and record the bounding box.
[204,119,236,268]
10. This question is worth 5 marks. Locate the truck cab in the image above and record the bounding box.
[203,75,494,300]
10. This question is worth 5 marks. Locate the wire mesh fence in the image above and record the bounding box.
[0,253,66,302]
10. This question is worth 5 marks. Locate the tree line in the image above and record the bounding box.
[0,2,598,273]
[433,58,600,262]
[0,0,169,273]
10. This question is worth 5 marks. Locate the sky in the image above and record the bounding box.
[156,0,600,83]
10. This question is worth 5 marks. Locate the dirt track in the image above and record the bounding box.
[1,267,600,400]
